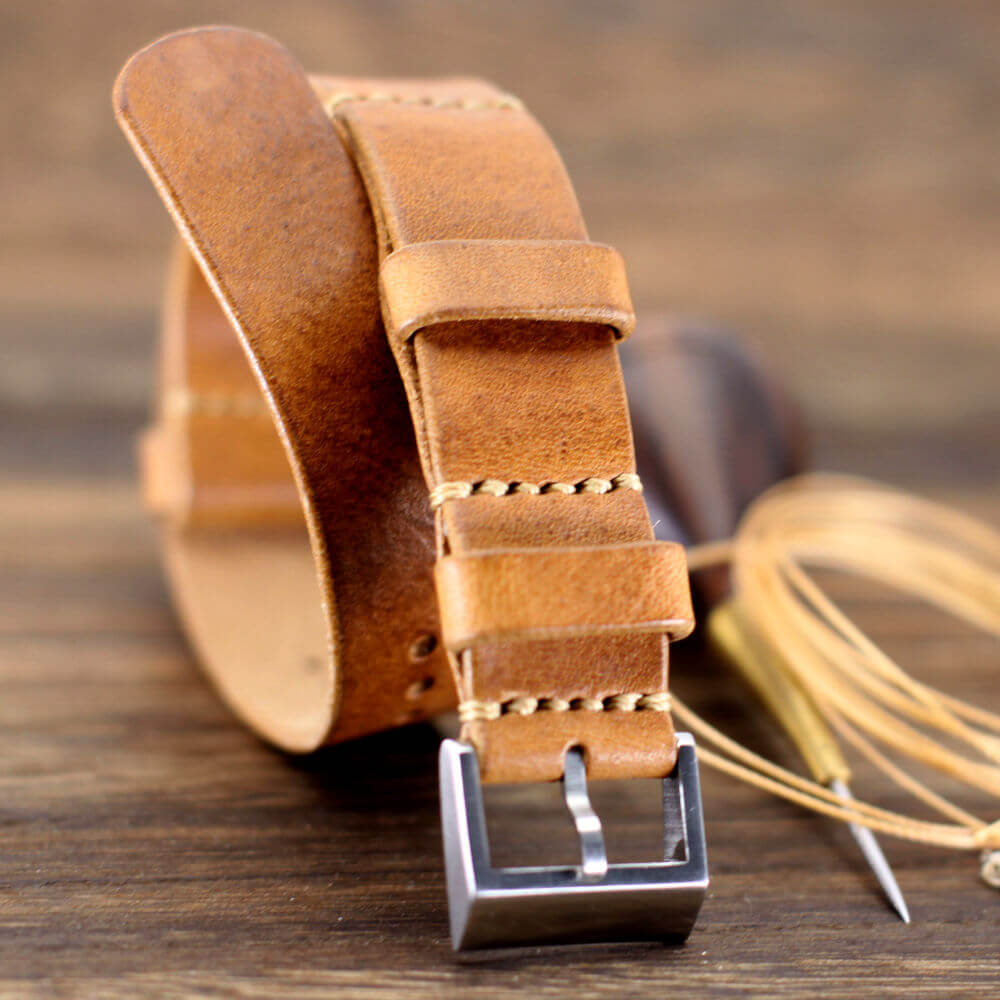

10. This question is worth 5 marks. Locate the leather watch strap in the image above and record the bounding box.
[327,81,693,782]
[115,27,694,781]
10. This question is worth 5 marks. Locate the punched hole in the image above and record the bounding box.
[406,676,436,701]
[409,633,437,660]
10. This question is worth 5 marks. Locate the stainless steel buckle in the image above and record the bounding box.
[439,732,708,950]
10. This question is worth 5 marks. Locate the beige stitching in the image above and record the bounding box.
[544,481,577,495]
[163,390,270,419]
[458,691,671,724]
[324,91,523,114]
[476,478,509,497]
[429,473,641,510]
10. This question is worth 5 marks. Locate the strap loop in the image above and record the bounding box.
[379,239,635,345]
[434,540,694,653]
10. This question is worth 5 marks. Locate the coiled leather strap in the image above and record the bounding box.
[115,26,694,781]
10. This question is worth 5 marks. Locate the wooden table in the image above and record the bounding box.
[2,2,998,996]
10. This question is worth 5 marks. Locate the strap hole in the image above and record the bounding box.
[409,633,438,660]
[406,676,436,701]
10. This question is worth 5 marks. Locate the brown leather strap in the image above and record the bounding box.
[116,26,694,780]
[328,79,692,782]
[117,28,452,752]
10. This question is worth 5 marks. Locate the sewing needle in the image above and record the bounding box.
[708,602,912,922]
[831,778,911,923]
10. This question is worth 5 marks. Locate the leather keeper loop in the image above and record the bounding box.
[139,399,303,528]
[379,239,635,345]
[434,540,694,653]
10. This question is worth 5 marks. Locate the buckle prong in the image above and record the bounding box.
[561,747,608,881]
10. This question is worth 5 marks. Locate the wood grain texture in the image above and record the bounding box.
[1,1,998,996]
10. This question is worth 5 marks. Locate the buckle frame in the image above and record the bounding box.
[439,732,708,950]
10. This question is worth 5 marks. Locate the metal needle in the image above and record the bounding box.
[831,779,911,923]
[709,602,912,922]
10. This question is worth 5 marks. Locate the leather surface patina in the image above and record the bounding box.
[115,26,695,782]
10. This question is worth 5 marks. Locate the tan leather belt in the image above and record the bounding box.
[115,25,707,949]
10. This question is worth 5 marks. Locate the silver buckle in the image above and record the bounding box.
[439,732,708,950]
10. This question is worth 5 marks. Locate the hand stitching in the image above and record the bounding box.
[324,91,523,114]
[458,691,671,723]
[429,473,641,509]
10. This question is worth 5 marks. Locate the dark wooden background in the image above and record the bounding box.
[2,1,999,996]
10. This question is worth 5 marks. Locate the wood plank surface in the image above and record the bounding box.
[1,2,998,997]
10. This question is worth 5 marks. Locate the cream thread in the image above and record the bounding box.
[678,474,1000,858]
[458,691,671,724]
[543,482,577,495]
[324,91,523,114]
[429,473,642,510]
[476,478,509,497]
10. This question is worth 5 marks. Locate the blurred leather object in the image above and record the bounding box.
[622,317,807,604]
